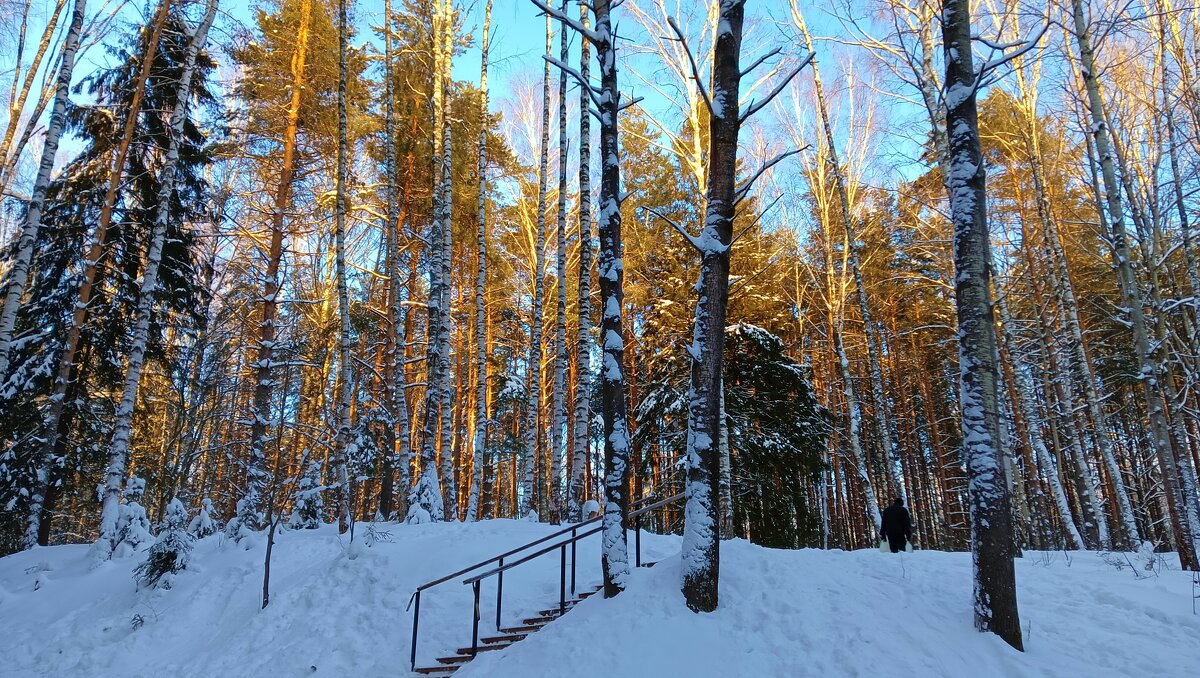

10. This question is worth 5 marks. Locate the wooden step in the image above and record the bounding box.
[414,667,458,676]
[481,633,526,644]
[455,642,513,654]
[435,655,474,665]
[537,601,578,616]
[500,622,548,634]
[521,614,561,625]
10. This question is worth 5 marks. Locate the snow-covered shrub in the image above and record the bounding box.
[225,488,261,544]
[407,466,443,524]
[290,460,325,529]
[135,498,194,590]
[188,497,219,538]
[113,477,153,558]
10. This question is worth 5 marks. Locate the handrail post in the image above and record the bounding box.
[636,511,642,567]
[471,580,481,656]
[559,543,567,616]
[496,556,504,630]
[570,526,577,595]
[410,590,421,672]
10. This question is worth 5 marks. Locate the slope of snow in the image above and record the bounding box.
[1,521,1197,677]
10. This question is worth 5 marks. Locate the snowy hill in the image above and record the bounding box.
[1,521,1197,678]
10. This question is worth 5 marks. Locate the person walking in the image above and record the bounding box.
[881,498,912,553]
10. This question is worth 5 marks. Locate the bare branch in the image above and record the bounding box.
[740,47,781,79]
[740,53,814,124]
[644,206,703,253]
[666,16,713,115]
[529,0,600,43]
[734,147,807,205]
[544,54,603,109]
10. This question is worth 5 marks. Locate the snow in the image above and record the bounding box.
[2,521,1198,677]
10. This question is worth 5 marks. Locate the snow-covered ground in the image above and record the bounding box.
[1,520,1197,677]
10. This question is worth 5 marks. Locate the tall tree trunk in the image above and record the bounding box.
[9,0,87,549]
[792,4,904,503]
[941,0,1023,650]
[590,0,631,597]
[412,0,452,523]
[681,0,744,614]
[521,11,552,519]
[436,6,457,519]
[1069,0,1198,570]
[568,1,593,524]
[332,0,355,535]
[466,0,492,523]
[90,0,219,561]
[378,0,399,521]
[548,0,571,525]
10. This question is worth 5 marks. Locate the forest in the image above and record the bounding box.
[2,0,1200,654]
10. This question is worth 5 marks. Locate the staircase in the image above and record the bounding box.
[405,494,682,676]
[412,585,601,675]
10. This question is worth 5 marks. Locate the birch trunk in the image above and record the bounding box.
[1069,0,1198,569]
[7,0,87,547]
[521,12,552,519]
[0,0,66,197]
[994,273,1084,549]
[332,0,354,535]
[90,0,218,560]
[792,6,905,503]
[437,8,456,517]
[466,0,491,523]
[681,0,744,614]
[941,0,1022,649]
[35,0,173,544]
[549,0,570,524]
[568,2,593,523]
[836,327,882,533]
[379,0,399,521]
[412,0,450,523]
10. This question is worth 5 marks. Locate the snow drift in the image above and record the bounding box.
[1,520,1196,677]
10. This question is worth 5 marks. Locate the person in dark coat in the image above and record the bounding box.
[881,498,912,553]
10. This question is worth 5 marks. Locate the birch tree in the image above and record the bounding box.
[534,0,634,595]
[91,0,219,562]
[331,0,354,535]
[0,0,85,380]
[466,0,492,523]
[548,0,571,524]
[568,0,593,523]
[520,11,552,519]
[1068,0,1198,570]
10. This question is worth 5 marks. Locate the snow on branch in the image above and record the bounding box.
[734,147,807,205]
[529,0,601,44]
[643,207,704,253]
[740,53,814,124]
[665,17,713,116]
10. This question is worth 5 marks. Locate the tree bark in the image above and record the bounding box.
[568,1,593,524]
[466,0,491,523]
[681,0,744,614]
[941,0,1023,650]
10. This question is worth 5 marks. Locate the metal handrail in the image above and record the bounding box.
[463,492,686,585]
[405,492,685,671]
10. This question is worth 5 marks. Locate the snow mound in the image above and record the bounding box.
[463,542,1200,678]
[1,522,1197,677]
